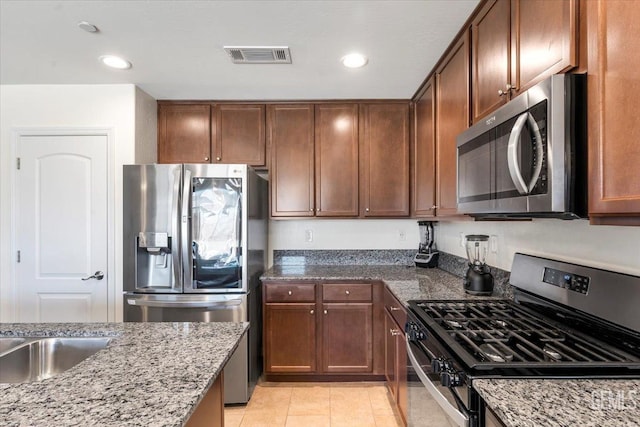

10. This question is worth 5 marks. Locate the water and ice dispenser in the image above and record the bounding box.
[136,231,173,289]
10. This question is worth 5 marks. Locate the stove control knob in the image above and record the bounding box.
[440,370,462,388]
[431,357,446,373]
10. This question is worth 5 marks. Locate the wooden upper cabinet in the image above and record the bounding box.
[268,104,315,217]
[587,0,640,223]
[511,0,577,96]
[158,104,211,164]
[413,77,437,217]
[436,32,470,217]
[315,104,359,217]
[213,104,265,167]
[471,0,511,123]
[359,103,410,217]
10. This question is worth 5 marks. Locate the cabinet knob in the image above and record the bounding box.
[310,309,314,314]
[204,156,210,161]
[324,309,328,315]
[498,89,508,97]
[365,208,370,212]
[390,329,400,336]
[216,157,221,161]
[288,290,292,295]
[316,208,320,212]
[345,290,350,295]
[431,205,438,210]
[310,208,313,212]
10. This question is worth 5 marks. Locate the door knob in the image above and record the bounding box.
[81,271,104,281]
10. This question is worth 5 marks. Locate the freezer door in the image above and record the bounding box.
[182,164,247,293]
[123,164,183,293]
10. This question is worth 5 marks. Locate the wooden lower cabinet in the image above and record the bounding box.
[263,281,384,380]
[384,288,408,425]
[264,302,316,373]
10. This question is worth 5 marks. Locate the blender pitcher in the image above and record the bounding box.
[463,235,494,295]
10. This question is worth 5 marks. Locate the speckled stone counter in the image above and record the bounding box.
[474,378,640,427]
[0,322,248,427]
[261,265,507,303]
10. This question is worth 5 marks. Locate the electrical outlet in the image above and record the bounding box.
[490,235,498,253]
[399,230,406,241]
[459,232,466,248]
[305,229,313,243]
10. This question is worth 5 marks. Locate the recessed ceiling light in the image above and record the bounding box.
[341,53,368,68]
[99,55,132,70]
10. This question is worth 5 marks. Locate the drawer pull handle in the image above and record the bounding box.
[345,290,350,295]
[288,290,292,295]
[390,307,401,311]
[390,329,401,336]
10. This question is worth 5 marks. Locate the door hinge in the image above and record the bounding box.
[16,250,21,263]
[16,158,21,170]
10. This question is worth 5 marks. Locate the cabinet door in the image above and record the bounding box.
[359,103,410,217]
[472,0,511,123]
[413,77,437,217]
[158,104,211,164]
[436,32,470,217]
[511,0,577,95]
[213,104,265,167]
[264,303,317,373]
[315,104,359,217]
[587,0,640,221]
[268,104,315,217]
[396,328,407,425]
[384,310,397,398]
[322,303,373,373]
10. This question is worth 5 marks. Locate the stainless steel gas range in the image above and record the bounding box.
[406,253,640,427]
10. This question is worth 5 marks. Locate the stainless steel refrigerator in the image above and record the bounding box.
[122,163,267,404]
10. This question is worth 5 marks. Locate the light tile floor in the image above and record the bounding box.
[225,382,404,427]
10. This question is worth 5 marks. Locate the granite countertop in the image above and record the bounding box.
[261,264,504,304]
[0,322,248,427]
[474,378,640,427]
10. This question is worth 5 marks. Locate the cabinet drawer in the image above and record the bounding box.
[265,283,316,302]
[322,283,372,302]
[384,286,407,327]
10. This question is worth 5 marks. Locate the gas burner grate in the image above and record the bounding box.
[415,300,639,365]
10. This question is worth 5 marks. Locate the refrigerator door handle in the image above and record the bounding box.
[126,297,243,309]
[171,167,182,289]
[181,168,192,289]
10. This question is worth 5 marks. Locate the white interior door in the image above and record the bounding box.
[16,134,108,322]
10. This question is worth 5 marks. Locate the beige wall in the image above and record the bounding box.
[0,84,157,322]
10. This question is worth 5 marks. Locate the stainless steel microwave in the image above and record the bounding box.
[456,74,587,219]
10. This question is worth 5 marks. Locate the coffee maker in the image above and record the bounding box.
[414,221,439,268]
[463,234,494,295]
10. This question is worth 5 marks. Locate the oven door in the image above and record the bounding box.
[406,321,473,427]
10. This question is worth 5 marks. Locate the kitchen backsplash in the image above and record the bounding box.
[273,249,513,298]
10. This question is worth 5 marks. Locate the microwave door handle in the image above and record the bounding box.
[526,112,544,192]
[507,112,530,195]
[181,168,192,289]
[171,167,182,289]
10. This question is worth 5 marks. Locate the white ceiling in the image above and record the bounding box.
[0,0,479,100]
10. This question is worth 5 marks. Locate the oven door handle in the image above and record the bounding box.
[406,339,469,427]
[507,112,544,195]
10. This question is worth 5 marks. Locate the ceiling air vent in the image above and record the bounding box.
[223,46,292,64]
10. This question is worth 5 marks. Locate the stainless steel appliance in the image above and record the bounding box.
[414,221,439,268]
[122,164,268,404]
[462,235,493,296]
[406,253,640,427]
[456,74,587,218]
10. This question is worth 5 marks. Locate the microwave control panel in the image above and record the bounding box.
[543,267,590,295]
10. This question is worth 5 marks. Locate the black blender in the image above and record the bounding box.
[463,234,494,295]
[414,221,439,268]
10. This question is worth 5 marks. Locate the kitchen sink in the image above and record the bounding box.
[0,337,111,383]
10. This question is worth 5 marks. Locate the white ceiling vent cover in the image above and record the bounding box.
[224,46,292,64]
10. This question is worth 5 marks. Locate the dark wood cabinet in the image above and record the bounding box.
[471,0,577,123]
[413,76,437,217]
[158,102,267,166]
[214,104,265,166]
[315,104,359,217]
[263,281,383,380]
[268,104,315,217]
[435,32,470,217]
[587,0,640,224]
[511,0,577,96]
[384,287,407,425]
[471,0,511,123]
[359,103,410,217]
[158,104,211,164]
